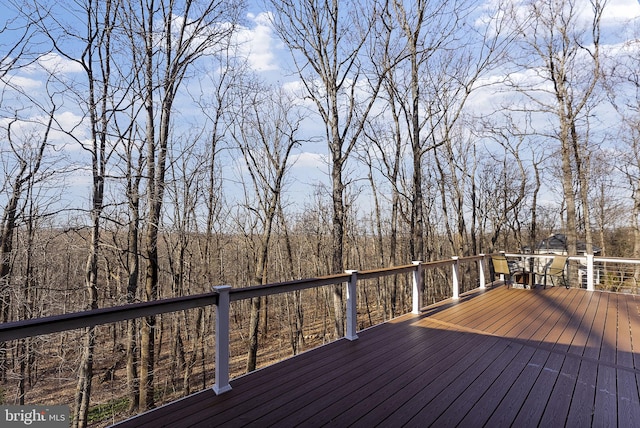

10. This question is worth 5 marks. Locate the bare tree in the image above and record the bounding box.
[361,115,408,317]
[127,0,242,409]
[230,81,304,371]
[387,0,451,261]
[387,0,515,260]
[506,0,607,256]
[604,21,640,268]
[121,120,144,411]
[0,110,55,386]
[268,0,387,336]
[26,0,125,424]
[163,130,207,391]
[0,0,43,81]
[112,4,151,411]
[191,42,237,292]
[0,3,49,381]
[475,115,535,252]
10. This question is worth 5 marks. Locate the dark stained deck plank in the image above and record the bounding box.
[419,335,525,427]
[173,321,427,426]
[617,370,640,427]
[523,288,578,345]
[271,323,478,427]
[112,286,640,428]
[566,359,599,427]
[456,342,537,427]
[244,322,460,426]
[483,348,553,427]
[346,329,502,426]
[584,292,608,361]
[601,293,619,364]
[512,350,564,426]
[568,290,601,358]
[400,338,514,426]
[551,289,591,354]
[593,364,618,427]
[319,323,492,427]
[427,285,512,329]
[538,351,581,426]
[367,334,508,427]
[466,289,540,336]
[628,294,640,369]
[618,294,635,369]
[592,294,620,426]
[304,328,480,426]
[186,318,470,427]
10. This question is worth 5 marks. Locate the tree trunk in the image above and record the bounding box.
[246,296,261,372]
[74,220,100,428]
[125,199,140,411]
[331,152,345,337]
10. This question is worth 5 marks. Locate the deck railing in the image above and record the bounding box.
[0,254,486,397]
[504,253,640,292]
[1,251,636,423]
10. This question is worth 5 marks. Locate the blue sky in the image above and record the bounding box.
[1,0,640,222]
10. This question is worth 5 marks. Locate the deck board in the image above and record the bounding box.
[629,295,640,369]
[484,347,551,427]
[285,325,465,426]
[618,370,640,426]
[457,342,534,427]
[112,286,640,428]
[553,289,590,353]
[388,335,508,427]
[513,350,563,426]
[538,351,579,426]
[329,325,482,426]
[594,364,618,427]
[566,360,598,426]
[422,337,524,427]
[618,295,635,368]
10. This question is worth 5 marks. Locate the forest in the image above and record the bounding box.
[1,0,639,426]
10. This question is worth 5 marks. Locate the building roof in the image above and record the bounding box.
[534,233,601,255]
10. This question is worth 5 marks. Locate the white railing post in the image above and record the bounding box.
[478,254,486,289]
[345,270,358,341]
[452,256,460,299]
[412,261,422,314]
[586,254,595,291]
[213,285,232,395]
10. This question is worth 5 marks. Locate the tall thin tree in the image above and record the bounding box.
[269,0,387,336]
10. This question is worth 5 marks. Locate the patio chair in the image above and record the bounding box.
[543,255,569,289]
[491,254,520,288]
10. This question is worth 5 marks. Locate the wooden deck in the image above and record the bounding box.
[112,285,640,427]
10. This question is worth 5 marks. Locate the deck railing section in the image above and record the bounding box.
[587,255,640,292]
[0,255,487,398]
[503,253,640,292]
[6,251,636,402]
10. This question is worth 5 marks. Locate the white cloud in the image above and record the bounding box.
[234,12,279,72]
[36,53,83,75]
[0,74,42,91]
[291,152,327,169]
[479,0,640,37]
[55,111,85,131]
[603,0,640,22]
[11,110,89,151]
[281,80,305,96]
